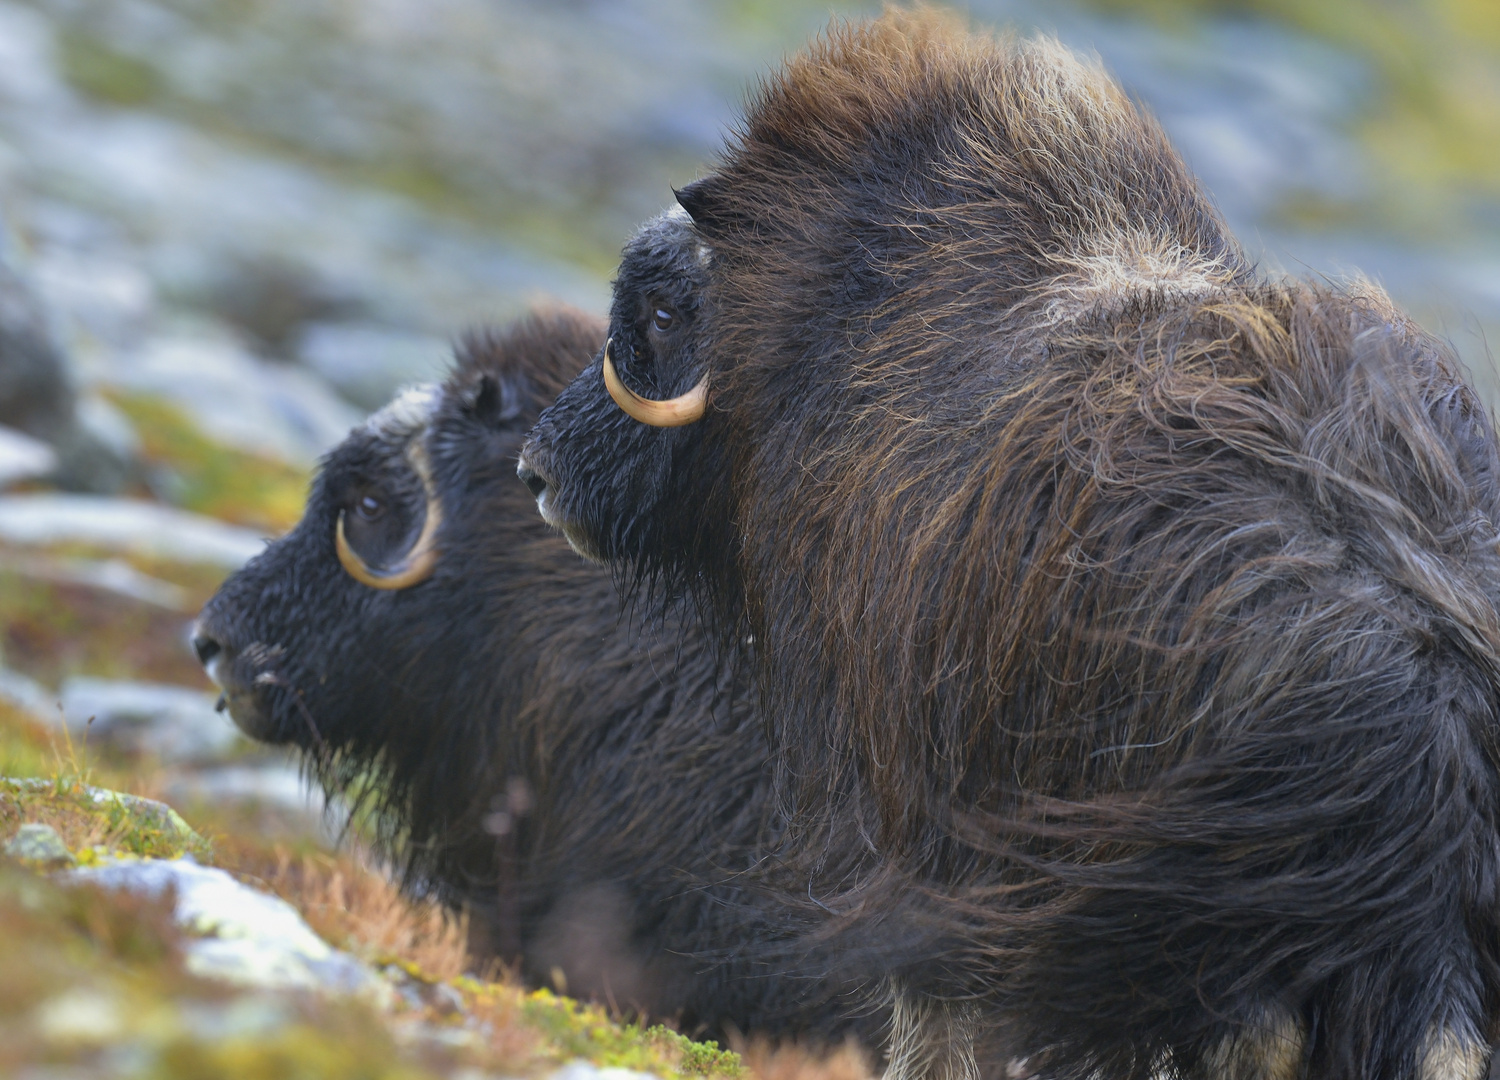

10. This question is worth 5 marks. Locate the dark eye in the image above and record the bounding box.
[651,307,675,332]
[355,495,384,521]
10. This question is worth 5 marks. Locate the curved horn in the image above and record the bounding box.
[602,338,708,427]
[335,440,442,590]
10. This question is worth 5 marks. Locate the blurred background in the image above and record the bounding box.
[1,0,1497,493]
[0,2,1495,1072]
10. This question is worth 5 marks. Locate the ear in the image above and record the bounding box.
[470,374,502,423]
[674,177,727,231]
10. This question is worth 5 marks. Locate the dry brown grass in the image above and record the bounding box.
[457,979,547,1065]
[0,777,194,863]
[1,788,116,852]
[0,557,213,689]
[222,841,470,981]
[736,1039,875,1080]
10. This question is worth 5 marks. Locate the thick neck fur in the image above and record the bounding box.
[681,11,1255,838]
[662,15,1500,1074]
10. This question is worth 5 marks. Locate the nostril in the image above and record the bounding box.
[516,460,548,499]
[193,634,222,667]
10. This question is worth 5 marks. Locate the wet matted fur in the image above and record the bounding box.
[194,308,900,1047]
[520,11,1500,1080]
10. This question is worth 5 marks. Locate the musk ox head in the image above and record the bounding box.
[518,10,1247,605]
[520,206,724,580]
[519,11,1500,1079]
[193,308,602,886]
[518,9,1260,811]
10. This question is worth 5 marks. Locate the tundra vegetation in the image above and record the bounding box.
[520,10,1500,1080]
[0,354,839,1079]
[0,559,767,1079]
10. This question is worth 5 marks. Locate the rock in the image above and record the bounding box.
[33,987,125,1043]
[198,255,364,355]
[103,326,365,466]
[1,777,206,852]
[0,3,67,111]
[0,549,193,610]
[178,995,292,1041]
[164,762,324,815]
[163,761,342,845]
[0,208,133,493]
[296,320,452,411]
[73,391,140,464]
[55,676,244,763]
[0,493,267,566]
[29,247,155,349]
[0,664,51,718]
[0,421,57,488]
[550,1062,664,1080]
[65,857,393,1004]
[0,244,74,437]
[89,789,200,850]
[4,821,75,866]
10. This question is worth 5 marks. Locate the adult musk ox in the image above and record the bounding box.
[191,308,896,1045]
[518,11,1500,1080]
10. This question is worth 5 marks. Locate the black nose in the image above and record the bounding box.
[517,460,548,499]
[193,633,222,667]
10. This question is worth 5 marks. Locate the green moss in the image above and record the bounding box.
[0,564,212,688]
[105,391,310,534]
[0,700,56,781]
[650,1026,744,1077]
[156,1020,440,1080]
[1,777,212,862]
[519,989,743,1078]
[57,32,166,107]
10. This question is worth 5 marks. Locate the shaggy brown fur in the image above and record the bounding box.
[520,11,1500,1080]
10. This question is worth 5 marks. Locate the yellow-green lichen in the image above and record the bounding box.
[517,988,743,1078]
[56,30,166,107]
[0,563,211,688]
[104,390,310,534]
[1078,0,1500,228]
[1,776,211,863]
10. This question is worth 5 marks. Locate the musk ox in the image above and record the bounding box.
[191,308,899,1045]
[517,11,1500,1080]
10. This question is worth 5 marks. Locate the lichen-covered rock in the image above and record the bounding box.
[0,210,133,493]
[66,856,395,1006]
[0,494,267,567]
[0,773,751,1078]
[4,821,74,866]
[2,776,209,859]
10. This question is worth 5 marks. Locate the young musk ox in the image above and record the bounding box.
[191,308,904,1047]
[517,11,1500,1080]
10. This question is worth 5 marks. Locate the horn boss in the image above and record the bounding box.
[602,339,708,427]
[335,440,442,590]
